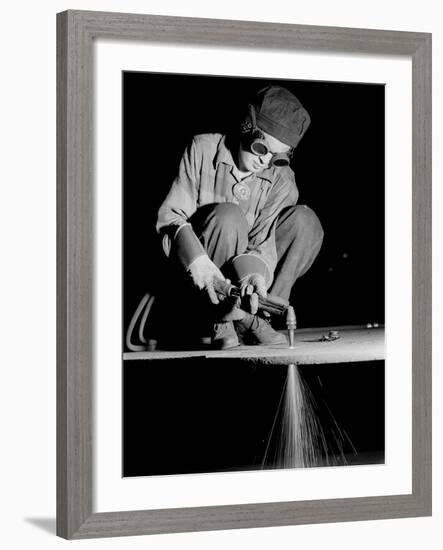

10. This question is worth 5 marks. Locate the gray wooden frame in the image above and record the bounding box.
[56,9,432,539]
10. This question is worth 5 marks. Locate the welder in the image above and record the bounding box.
[156,85,324,349]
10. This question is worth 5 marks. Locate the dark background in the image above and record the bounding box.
[122,73,385,477]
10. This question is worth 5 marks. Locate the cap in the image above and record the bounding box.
[252,85,311,148]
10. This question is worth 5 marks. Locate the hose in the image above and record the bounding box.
[125,292,156,352]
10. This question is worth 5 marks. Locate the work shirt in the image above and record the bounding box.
[156,133,299,280]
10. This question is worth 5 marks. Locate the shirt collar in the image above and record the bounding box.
[214,135,274,184]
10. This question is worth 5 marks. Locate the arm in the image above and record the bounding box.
[156,136,226,304]
[230,169,298,313]
[245,168,299,285]
[156,137,201,232]
[156,137,208,265]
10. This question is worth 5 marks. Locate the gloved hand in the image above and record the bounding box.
[187,255,226,305]
[239,273,267,315]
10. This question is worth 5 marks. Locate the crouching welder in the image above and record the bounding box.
[156,85,324,349]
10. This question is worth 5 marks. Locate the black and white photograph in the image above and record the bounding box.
[122,73,385,477]
[0,0,437,545]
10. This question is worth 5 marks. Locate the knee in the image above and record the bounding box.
[296,205,324,240]
[190,202,249,243]
[280,205,324,243]
[211,202,248,233]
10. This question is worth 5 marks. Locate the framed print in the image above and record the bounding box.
[57,10,431,539]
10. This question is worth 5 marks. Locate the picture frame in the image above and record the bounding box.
[56,9,432,539]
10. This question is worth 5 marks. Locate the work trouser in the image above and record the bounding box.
[188,202,324,302]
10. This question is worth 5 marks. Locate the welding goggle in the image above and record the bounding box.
[242,105,294,167]
[248,133,293,167]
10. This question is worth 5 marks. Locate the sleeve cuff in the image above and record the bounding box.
[173,223,206,268]
[230,253,272,287]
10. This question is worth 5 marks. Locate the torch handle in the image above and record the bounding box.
[214,280,289,317]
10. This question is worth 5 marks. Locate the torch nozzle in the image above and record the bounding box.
[286,305,297,349]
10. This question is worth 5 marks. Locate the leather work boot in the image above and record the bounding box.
[236,313,287,346]
[212,321,240,350]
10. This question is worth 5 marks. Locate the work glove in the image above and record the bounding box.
[239,273,267,315]
[187,255,226,305]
